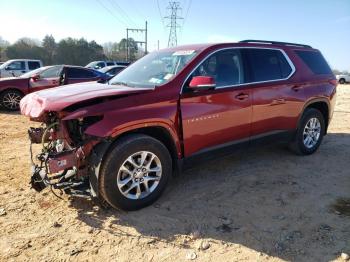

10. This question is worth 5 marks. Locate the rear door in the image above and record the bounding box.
[29,66,63,92]
[244,48,304,138]
[180,48,253,156]
[65,67,101,84]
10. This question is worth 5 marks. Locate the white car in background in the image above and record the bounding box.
[85,60,130,70]
[336,74,350,84]
[0,59,43,78]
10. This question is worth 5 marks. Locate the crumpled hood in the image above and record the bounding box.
[20,82,154,118]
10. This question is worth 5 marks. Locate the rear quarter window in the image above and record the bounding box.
[295,50,332,75]
[28,61,41,70]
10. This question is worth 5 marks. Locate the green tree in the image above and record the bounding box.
[0,36,10,61]
[42,35,56,65]
[5,38,46,62]
[118,38,138,61]
[54,38,105,66]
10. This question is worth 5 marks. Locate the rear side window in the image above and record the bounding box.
[106,62,115,66]
[67,68,97,78]
[28,61,40,70]
[246,49,293,82]
[40,66,62,78]
[295,50,332,75]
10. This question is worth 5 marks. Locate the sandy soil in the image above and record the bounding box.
[0,85,349,262]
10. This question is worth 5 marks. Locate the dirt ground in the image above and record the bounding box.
[0,85,349,262]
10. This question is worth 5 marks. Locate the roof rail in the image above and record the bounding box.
[239,40,312,48]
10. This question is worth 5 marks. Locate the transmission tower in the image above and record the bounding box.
[164,1,183,47]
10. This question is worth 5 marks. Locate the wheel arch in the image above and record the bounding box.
[0,87,25,97]
[88,125,182,200]
[301,98,330,134]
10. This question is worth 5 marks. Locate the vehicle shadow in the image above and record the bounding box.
[71,133,350,261]
[0,109,20,115]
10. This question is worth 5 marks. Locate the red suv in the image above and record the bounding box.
[21,40,337,210]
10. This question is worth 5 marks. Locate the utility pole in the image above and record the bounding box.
[164,1,183,47]
[126,21,148,62]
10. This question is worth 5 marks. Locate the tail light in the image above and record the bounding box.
[329,79,338,86]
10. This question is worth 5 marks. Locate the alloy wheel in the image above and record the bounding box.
[117,151,162,200]
[303,117,321,149]
[2,92,22,110]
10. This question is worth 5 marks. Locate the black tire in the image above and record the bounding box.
[289,108,325,155]
[99,134,172,211]
[0,89,23,111]
[339,78,345,84]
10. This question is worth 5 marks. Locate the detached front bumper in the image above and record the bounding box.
[28,125,98,198]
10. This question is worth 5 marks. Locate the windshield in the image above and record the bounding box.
[20,67,48,78]
[0,61,11,69]
[109,50,198,88]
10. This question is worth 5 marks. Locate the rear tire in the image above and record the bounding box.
[0,90,23,111]
[289,108,325,155]
[99,134,172,211]
[339,78,345,84]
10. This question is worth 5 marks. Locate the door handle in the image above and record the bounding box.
[271,98,286,105]
[235,93,249,100]
[292,85,302,92]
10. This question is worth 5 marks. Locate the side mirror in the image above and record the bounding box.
[31,74,40,82]
[5,66,10,70]
[189,76,216,90]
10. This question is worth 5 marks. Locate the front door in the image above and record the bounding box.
[29,66,63,92]
[180,48,252,156]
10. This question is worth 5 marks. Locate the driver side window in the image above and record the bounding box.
[7,61,25,71]
[40,66,62,78]
[185,49,244,91]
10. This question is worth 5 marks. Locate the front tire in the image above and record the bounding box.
[0,90,23,111]
[289,108,325,155]
[99,134,172,211]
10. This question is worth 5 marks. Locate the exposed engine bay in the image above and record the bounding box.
[28,113,101,198]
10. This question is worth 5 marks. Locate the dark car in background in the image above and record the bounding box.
[0,65,108,110]
[98,65,127,77]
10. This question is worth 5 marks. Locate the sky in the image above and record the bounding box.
[0,0,349,71]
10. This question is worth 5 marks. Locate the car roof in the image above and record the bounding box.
[105,65,126,69]
[7,59,42,62]
[161,41,315,53]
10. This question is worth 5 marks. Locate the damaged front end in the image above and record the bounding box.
[28,113,101,198]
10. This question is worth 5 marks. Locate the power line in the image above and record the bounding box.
[156,0,166,28]
[130,0,147,21]
[164,1,183,47]
[182,0,192,26]
[109,0,137,27]
[95,0,128,27]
